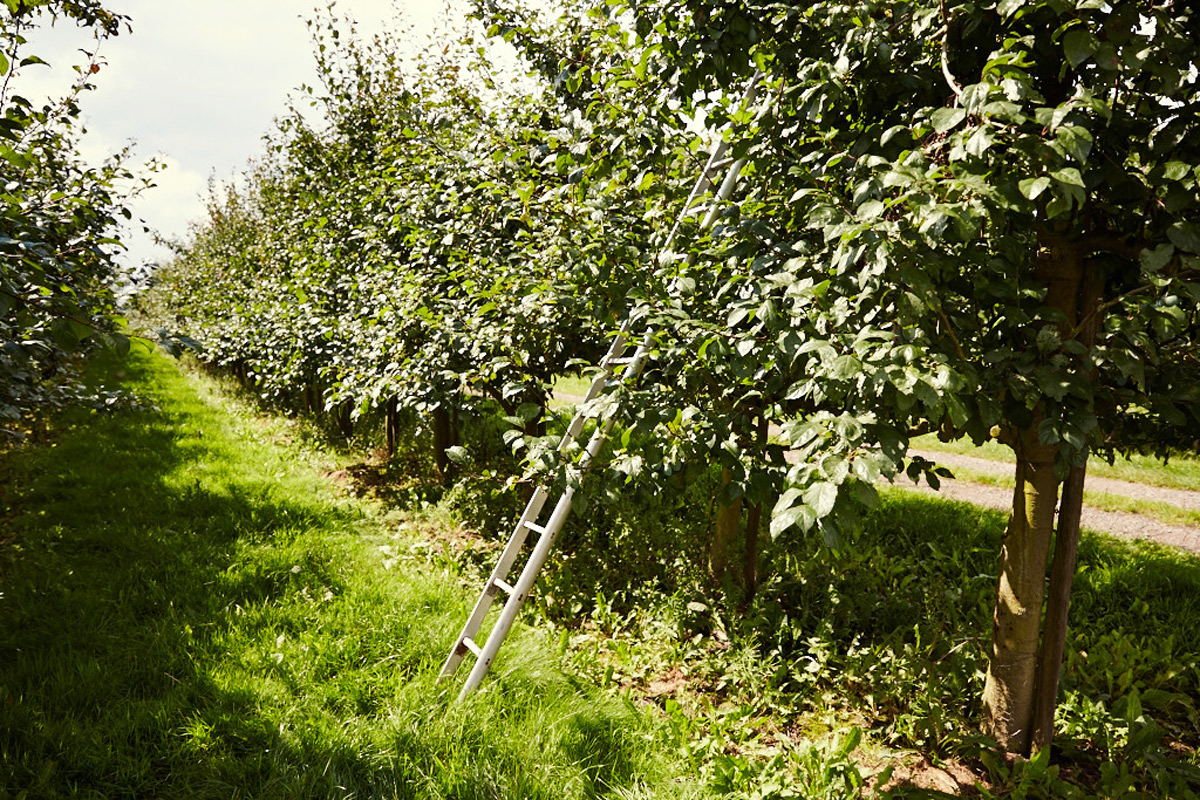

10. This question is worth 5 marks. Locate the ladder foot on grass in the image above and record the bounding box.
[437,71,765,699]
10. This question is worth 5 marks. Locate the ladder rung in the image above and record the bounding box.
[604,356,636,367]
[462,637,483,657]
[492,578,516,596]
[523,520,548,536]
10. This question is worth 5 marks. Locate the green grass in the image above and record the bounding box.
[0,349,698,799]
[914,433,1200,492]
[550,374,598,409]
[8,350,1200,798]
[538,484,1200,798]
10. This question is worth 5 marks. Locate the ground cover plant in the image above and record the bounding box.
[0,349,701,799]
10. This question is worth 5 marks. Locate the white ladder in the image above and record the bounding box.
[438,71,765,700]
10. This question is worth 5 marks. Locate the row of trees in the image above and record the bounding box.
[0,0,150,434]
[147,11,682,473]
[147,0,1200,758]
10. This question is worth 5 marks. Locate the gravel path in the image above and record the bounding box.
[903,450,1200,554]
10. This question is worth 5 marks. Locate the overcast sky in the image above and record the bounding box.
[18,1,455,271]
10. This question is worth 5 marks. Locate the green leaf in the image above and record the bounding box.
[997,0,1025,18]
[1063,29,1099,69]
[1167,222,1200,254]
[1045,194,1072,219]
[965,126,993,157]
[1055,126,1093,163]
[1164,161,1192,181]
[1019,176,1051,200]
[1140,243,1175,273]
[857,199,885,219]
[770,503,805,536]
[829,354,862,380]
[804,481,838,518]
[1050,168,1084,187]
[930,107,966,133]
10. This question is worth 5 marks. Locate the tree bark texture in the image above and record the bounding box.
[1031,462,1085,752]
[1031,259,1104,753]
[982,430,1059,753]
[385,396,399,458]
[741,415,769,603]
[336,401,354,440]
[710,467,743,583]
[432,405,457,485]
[983,231,1085,754]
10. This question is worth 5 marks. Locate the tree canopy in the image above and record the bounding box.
[0,0,151,434]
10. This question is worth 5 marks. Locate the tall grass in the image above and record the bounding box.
[0,349,699,799]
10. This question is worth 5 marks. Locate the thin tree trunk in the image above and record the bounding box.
[711,467,743,583]
[433,405,455,484]
[385,396,399,458]
[336,401,354,439]
[982,429,1059,754]
[982,230,1085,754]
[1031,260,1104,753]
[1032,462,1085,752]
[743,500,761,602]
[304,381,317,414]
[741,415,769,603]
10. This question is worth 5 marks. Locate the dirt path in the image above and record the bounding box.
[552,392,1200,554]
[899,449,1200,554]
[910,449,1200,512]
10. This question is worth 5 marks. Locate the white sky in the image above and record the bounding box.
[14,1,459,272]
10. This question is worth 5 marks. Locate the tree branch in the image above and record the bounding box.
[935,304,967,360]
[938,0,963,100]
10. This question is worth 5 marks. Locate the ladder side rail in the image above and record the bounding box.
[437,486,551,678]
[663,69,764,250]
[454,364,639,697]
[443,330,642,682]
[457,485,579,699]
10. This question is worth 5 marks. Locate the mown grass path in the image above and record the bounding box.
[0,351,693,800]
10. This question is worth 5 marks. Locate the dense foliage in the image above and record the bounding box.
[592,0,1200,754]
[148,0,1199,765]
[0,0,149,434]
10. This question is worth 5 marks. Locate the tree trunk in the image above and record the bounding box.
[384,396,399,459]
[743,500,761,602]
[1031,259,1104,753]
[741,415,769,603]
[982,429,1060,753]
[303,381,317,414]
[1031,462,1085,752]
[336,401,354,439]
[433,405,456,484]
[710,467,743,583]
[983,230,1090,753]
